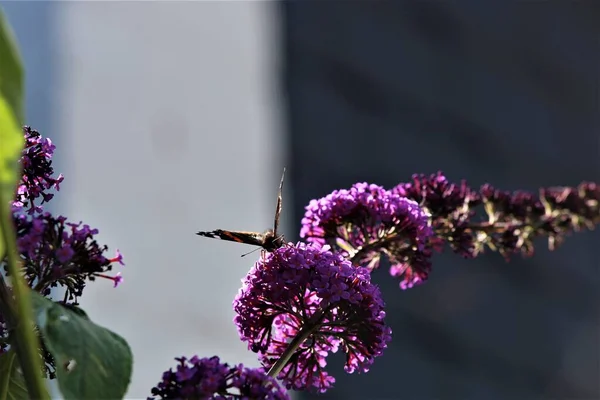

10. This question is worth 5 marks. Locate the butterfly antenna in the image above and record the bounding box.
[280,167,286,185]
[241,247,262,258]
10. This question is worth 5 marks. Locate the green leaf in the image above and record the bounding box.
[0,95,22,185]
[0,9,25,124]
[30,292,133,400]
[0,9,25,260]
[60,304,90,320]
[0,351,29,400]
[0,94,23,261]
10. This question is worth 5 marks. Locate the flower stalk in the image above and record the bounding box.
[267,318,322,379]
[0,189,49,400]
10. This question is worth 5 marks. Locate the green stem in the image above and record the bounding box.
[349,234,399,265]
[348,217,568,265]
[267,321,321,379]
[0,191,49,400]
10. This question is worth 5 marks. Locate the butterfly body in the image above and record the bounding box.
[196,169,286,253]
[196,228,284,252]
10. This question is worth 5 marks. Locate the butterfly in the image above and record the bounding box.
[196,169,286,253]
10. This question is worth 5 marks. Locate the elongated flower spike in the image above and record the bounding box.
[393,172,600,259]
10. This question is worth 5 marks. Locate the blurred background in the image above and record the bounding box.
[3,1,599,399]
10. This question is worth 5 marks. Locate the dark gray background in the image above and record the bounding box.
[282,2,599,399]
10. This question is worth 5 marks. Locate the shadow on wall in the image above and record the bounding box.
[281,2,600,399]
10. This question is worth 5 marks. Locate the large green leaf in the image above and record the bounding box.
[0,96,22,261]
[0,96,22,186]
[0,9,24,123]
[0,351,28,400]
[30,292,133,400]
[0,8,25,260]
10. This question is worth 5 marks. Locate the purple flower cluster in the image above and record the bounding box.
[392,172,481,258]
[2,127,125,303]
[148,356,289,400]
[10,212,124,301]
[13,126,64,214]
[233,243,392,393]
[300,183,433,289]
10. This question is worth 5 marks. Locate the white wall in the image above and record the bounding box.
[10,2,284,398]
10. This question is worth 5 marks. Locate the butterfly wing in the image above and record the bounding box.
[196,229,266,247]
[197,169,286,251]
[273,168,285,235]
